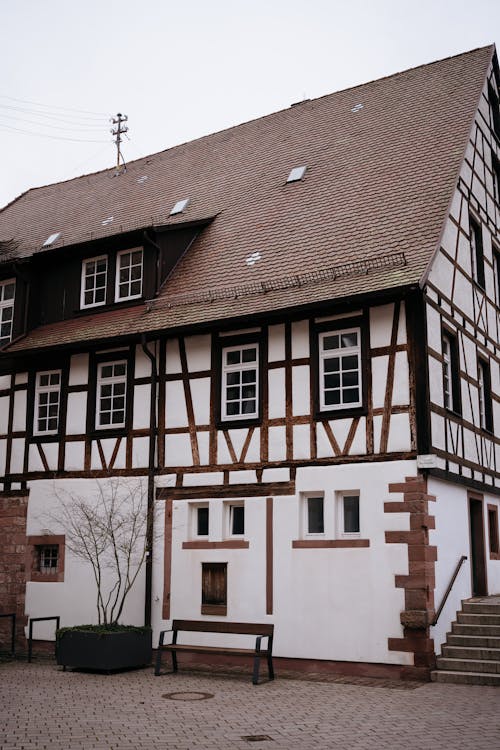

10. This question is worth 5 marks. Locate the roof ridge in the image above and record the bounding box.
[4,44,494,204]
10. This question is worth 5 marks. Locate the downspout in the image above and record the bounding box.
[141,334,158,627]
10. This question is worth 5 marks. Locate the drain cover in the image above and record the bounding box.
[242,736,274,743]
[163,691,214,701]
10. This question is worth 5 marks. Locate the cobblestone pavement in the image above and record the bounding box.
[1,661,499,750]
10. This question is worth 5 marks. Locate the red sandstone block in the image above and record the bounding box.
[413,652,437,668]
[409,514,436,530]
[401,665,431,681]
[388,481,427,494]
[385,530,428,545]
[405,590,432,610]
[409,561,436,574]
[384,501,409,513]
[408,545,437,562]
[395,574,435,589]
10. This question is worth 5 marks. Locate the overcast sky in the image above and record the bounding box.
[1,0,499,209]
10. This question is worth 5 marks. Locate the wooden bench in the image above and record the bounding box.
[155,620,274,685]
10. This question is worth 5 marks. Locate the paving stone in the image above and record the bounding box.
[0,660,499,749]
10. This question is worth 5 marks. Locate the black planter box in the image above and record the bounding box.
[56,628,152,671]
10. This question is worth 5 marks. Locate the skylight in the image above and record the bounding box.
[42,232,61,247]
[137,175,149,184]
[351,103,364,113]
[246,251,262,267]
[170,198,190,215]
[287,166,307,183]
[102,216,114,226]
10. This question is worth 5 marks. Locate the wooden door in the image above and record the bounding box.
[469,497,487,596]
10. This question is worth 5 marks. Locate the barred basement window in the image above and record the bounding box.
[115,248,143,301]
[38,545,59,574]
[201,562,227,615]
[0,278,15,346]
[34,370,61,434]
[96,360,127,428]
[81,255,108,308]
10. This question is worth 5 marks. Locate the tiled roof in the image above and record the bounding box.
[1,45,494,353]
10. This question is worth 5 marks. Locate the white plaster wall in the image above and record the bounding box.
[291,320,309,358]
[12,389,27,432]
[153,459,417,665]
[133,384,151,429]
[429,477,473,651]
[190,378,210,425]
[68,354,89,386]
[268,369,285,419]
[66,392,87,434]
[268,324,285,362]
[0,395,9,432]
[185,334,211,371]
[25,478,148,637]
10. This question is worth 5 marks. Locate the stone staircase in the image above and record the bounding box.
[431,596,500,685]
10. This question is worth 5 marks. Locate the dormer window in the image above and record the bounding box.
[81,255,108,309]
[115,248,143,301]
[0,278,15,346]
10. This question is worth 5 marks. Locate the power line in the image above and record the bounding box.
[0,103,107,127]
[0,94,109,118]
[0,112,108,133]
[0,123,109,143]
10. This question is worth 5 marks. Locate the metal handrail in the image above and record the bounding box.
[432,555,468,626]
[28,616,60,662]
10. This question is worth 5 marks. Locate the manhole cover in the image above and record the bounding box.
[162,691,214,701]
[242,736,274,743]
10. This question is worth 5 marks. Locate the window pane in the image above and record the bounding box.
[231,506,245,535]
[197,507,209,536]
[227,350,241,365]
[242,347,257,363]
[308,497,324,533]
[324,357,340,373]
[343,495,360,533]
[341,332,357,348]
[322,335,339,350]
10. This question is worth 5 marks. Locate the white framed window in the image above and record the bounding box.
[115,248,143,301]
[319,328,362,410]
[190,504,209,538]
[0,278,15,346]
[225,502,245,537]
[221,343,259,420]
[442,334,453,411]
[96,360,127,429]
[34,370,61,435]
[81,255,108,308]
[337,492,360,538]
[302,494,325,536]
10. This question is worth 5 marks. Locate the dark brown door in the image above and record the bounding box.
[469,498,487,596]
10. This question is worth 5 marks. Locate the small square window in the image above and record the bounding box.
[300,493,326,536]
[337,492,360,537]
[27,535,65,582]
[226,503,245,536]
[190,505,210,537]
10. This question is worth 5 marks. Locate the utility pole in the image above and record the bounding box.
[111,113,128,173]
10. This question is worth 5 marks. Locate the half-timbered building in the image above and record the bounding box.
[1,45,500,680]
